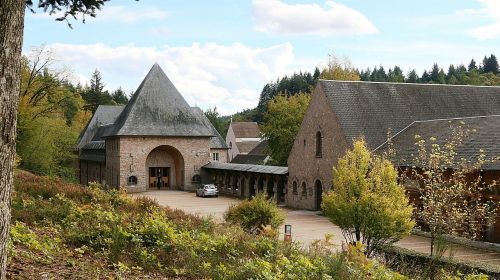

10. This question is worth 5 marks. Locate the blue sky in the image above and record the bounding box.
[23,0,500,115]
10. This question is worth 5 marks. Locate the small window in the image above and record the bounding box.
[316,131,322,158]
[192,174,201,183]
[301,182,307,196]
[229,142,233,149]
[292,181,298,195]
[128,176,137,185]
[212,152,219,161]
[303,139,306,147]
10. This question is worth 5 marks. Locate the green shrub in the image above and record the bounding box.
[224,193,285,234]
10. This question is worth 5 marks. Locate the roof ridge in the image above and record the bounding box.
[319,79,500,89]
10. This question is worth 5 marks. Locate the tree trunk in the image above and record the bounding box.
[0,1,25,279]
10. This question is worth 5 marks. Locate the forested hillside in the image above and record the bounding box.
[17,48,129,181]
[233,54,500,125]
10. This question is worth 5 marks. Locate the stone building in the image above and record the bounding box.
[226,122,267,164]
[76,64,228,192]
[287,80,500,211]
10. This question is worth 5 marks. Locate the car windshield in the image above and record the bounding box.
[204,185,215,189]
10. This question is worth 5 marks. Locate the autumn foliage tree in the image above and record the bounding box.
[322,139,414,256]
[261,93,311,166]
[404,123,498,256]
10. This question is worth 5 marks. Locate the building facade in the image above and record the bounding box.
[287,80,500,242]
[77,64,228,192]
[226,122,266,163]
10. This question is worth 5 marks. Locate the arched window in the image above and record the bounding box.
[229,142,233,149]
[301,182,307,196]
[316,131,322,158]
[292,181,298,195]
[192,174,201,183]
[127,176,137,185]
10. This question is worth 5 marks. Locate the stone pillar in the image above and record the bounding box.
[273,176,279,203]
[254,174,261,196]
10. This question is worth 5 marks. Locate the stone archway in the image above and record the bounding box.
[146,145,184,190]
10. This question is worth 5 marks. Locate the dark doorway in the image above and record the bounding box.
[149,167,170,189]
[315,180,323,210]
[277,179,285,204]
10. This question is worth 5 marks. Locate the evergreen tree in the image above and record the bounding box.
[430,63,440,83]
[111,87,128,105]
[313,67,321,80]
[406,69,419,83]
[81,69,115,113]
[483,54,499,74]
[438,69,446,84]
[360,68,371,81]
[468,59,477,72]
[387,66,405,82]
[420,70,431,83]
[447,65,456,80]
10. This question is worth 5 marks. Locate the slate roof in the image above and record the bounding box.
[191,107,228,149]
[320,80,500,149]
[76,105,124,150]
[248,140,268,156]
[374,115,500,170]
[82,140,106,150]
[203,162,288,175]
[230,122,261,138]
[107,64,214,137]
[80,149,106,162]
[236,141,261,153]
[230,154,267,164]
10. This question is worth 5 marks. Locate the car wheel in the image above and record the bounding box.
[202,193,205,198]
[215,195,218,197]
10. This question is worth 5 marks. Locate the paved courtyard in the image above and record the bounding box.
[131,190,500,267]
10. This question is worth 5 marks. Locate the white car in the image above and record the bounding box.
[196,184,219,197]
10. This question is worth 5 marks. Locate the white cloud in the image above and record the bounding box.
[30,5,168,24]
[44,42,295,115]
[457,0,500,40]
[252,0,378,36]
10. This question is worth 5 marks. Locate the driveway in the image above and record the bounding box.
[131,190,500,267]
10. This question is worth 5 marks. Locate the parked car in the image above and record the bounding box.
[196,184,219,197]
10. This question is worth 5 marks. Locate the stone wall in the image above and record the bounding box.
[286,85,349,210]
[114,136,212,193]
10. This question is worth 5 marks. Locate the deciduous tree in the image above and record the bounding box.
[322,139,414,256]
[405,123,498,256]
[0,1,115,277]
[261,93,310,166]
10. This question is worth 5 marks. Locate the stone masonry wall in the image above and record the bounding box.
[286,85,349,210]
[117,136,212,193]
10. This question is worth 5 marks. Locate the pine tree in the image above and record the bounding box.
[430,63,440,83]
[484,54,499,74]
[406,69,419,83]
[81,69,115,113]
[112,87,128,105]
[468,59,477,72]
[388,66,405,82]
[421,70,431,83]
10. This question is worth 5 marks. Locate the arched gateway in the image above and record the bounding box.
[146,145,184,189]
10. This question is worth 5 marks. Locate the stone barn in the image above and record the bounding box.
[287,80,500,211]
[76,64,228,192]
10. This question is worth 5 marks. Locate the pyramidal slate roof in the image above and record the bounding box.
[107,64,214,137]
[319,80,500,149]
[191,107,228,149]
